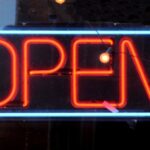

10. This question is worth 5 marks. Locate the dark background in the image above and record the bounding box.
[1,0,150,149]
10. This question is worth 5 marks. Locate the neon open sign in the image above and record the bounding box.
[0,28,150,118]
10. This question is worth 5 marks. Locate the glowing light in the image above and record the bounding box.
[71,37,125,109]
[0,29,149,118]
[1,30,150,35]
[120,37,150,101]
[99,52,111,64]
[0,112,149,118]
[22,38,66,107]
[55,0,66,5]
[0,38,18,107]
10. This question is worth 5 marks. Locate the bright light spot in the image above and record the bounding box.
[99,52,110,64]
[55,0,66,4]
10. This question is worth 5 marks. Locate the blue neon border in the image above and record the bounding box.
[0,29,150,35]
[0,112,149,118]
[0,29,150,118]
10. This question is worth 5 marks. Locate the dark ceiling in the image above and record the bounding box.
[17,0,150,25]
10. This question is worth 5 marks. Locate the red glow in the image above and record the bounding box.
[22,38,66,107]
[71,37,126,108]
[0,39,18,107]
[120,37,150,102]
[0,35,149,109]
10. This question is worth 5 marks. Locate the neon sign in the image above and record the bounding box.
[0,28,150,118]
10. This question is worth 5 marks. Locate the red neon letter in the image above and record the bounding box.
[23,38,66,107]
[0,38,18,107]
[120,37,150,101]
[71,37,126,109]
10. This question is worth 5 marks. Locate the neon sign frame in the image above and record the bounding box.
[0,29,150,118]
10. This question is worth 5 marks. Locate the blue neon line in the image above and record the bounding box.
[0,30,150,35]
[0,112,149,118]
